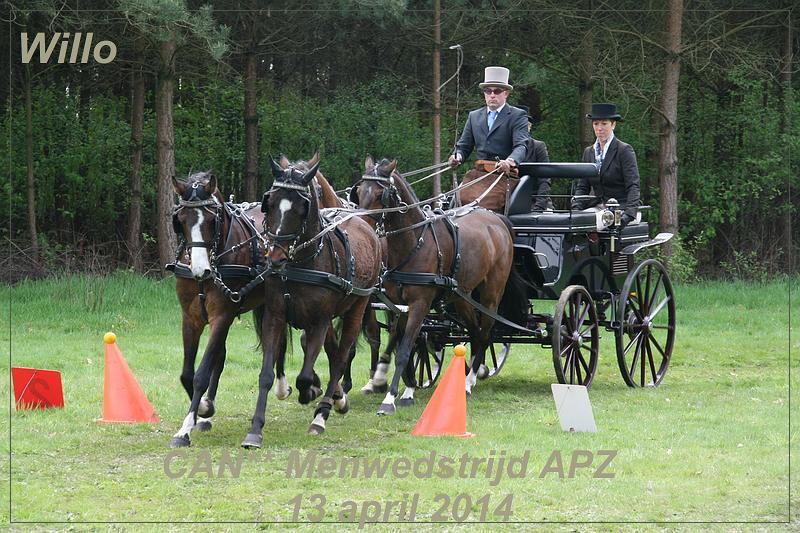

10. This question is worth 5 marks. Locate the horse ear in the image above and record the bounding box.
[308,150,320,167]
[280,155,291,169]
[269,157,284,179]
[205,173,217,194]
[171,176,185,196]
[364,155,374,170]
[301,161,321,185]
[386,160,398,175]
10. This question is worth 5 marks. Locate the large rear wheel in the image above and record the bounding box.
[552,285,599,387]
[409,333,444,389]
[615,259,676,387]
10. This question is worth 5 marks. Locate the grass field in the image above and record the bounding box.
[3,272,797,528]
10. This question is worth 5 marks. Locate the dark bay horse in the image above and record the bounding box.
[169,154,343,448]
[241,157,381,447]
[354,157,525,414]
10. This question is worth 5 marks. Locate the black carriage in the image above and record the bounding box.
[382,162,676,390]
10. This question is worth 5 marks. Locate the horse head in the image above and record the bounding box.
[262,155,322,269]
[172,172,223,280]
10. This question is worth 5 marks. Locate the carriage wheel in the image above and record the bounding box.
[552,285,599,387]
[409,333,444,389]
[474,342,511,379]
[615,259,676,387]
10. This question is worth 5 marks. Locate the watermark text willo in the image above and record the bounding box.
[20,33,116,64]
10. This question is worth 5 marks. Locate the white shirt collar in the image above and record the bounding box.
[593,132,615,161]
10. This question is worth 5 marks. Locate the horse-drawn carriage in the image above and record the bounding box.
[167,154,676,447]
[368,161,676,394]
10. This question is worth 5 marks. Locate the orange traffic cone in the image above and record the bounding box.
[97,332,159,424]
[412,345,473,437]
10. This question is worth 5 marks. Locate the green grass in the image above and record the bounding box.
[3,272,797,527]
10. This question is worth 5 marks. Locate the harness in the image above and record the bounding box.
[168,186,267,317]
[262,176,376,326]
[355,170,531,333]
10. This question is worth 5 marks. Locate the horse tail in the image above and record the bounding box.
[252,304,265,351]
[495,215,528,326]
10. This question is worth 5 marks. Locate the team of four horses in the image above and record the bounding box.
[168,152,553,448]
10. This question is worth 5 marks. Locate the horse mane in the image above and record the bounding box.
[283,154,340,209]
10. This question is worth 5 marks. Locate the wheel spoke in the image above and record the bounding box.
[579,320,597,338]
[489,343,497,368]
[649,294,672,321]
[640,333,647,386]
[569,348,576,383]
[623,329,644,356]
[575,350,583,383]
[576,300,590,331]
[648,332,667,360]
[646,272,664,312]
[629,331,644,377]
[577,351,590,374]
[646,340,658,384]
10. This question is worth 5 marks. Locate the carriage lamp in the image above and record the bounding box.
[606,198,621,226]
[601,209,616,228]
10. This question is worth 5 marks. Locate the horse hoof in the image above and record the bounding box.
[169,435,191,448]
[372,383,388,394]
[241,433,263,449]
[398,397,415,407]
[477,364,489,380]
[198,398,215,418]
[196,420,213,432]
[377,403,396,416]
[334,396,350,415]
[308,423,326,435]
[276,386,292,401]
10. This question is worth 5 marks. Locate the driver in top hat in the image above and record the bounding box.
[573,103,641,228]
[448,66,529,175]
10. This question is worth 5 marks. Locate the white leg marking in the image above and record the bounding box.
[334,393,348,411]
[400,387,415,401]
[373,362,389,386]
[189,210,211,278]
[275,376,291,400]
[174,411,196,438]
[466,370,477,394]
[360,378,376,393]
[381,391,396,406]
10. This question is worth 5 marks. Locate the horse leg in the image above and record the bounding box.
[179,315,203,401]
[359,307,384,394]
[242,316,284,449]
[274,333,292,400]
[170,313,233,448]
[452,299,485,395]
[296,326,328,405]
[371,313,402,392]
[194,343,225,432]
[310,301,367,434]
[378,302,429,415]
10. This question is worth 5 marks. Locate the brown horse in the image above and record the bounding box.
[169,154,343,448]
[241,156,381,447]
[354,157,525,414]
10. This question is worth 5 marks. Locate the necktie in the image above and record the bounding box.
[488,110,498,130]
[595,142,603,165]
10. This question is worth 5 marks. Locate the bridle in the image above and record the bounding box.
[172,182,224,258]
[349,168,406,233]
[262,173,323,263]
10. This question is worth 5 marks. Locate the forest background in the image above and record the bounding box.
[2,0,797,283]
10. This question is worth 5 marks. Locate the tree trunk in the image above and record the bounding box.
[127,44,145,272]
[431,0,442,197]
[156,39,177,273]
[244,51,259,201]
[25,65,39,261]
[779,12,793,273]
[657,0,683,261]
[578,27,594,153]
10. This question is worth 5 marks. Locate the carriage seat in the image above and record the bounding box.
[508,210,598,232]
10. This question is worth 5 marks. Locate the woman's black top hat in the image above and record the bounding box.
[586,102,623,122]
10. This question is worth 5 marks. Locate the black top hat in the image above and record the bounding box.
[586,103,623,122]
[516,105,533,123]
